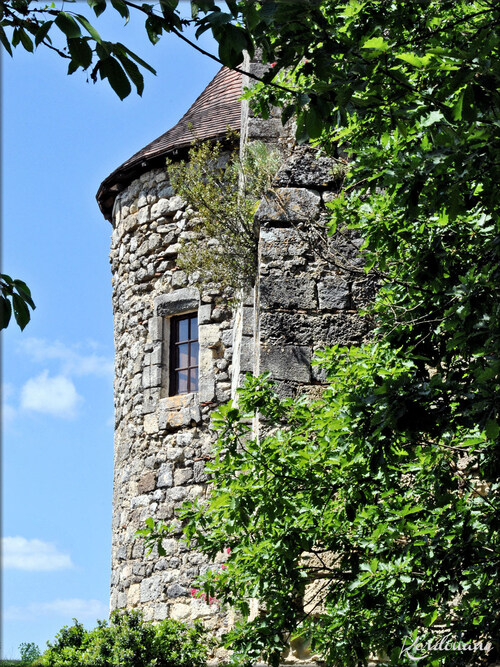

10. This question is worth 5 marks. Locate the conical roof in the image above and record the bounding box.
[96,67,242,220]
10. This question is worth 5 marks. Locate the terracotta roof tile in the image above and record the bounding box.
[96,67,242,220]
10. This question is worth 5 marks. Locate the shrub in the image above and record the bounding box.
[37,610,211,667]
[167,139,281,297]
[19,642,41,664]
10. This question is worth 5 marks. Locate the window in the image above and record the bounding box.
[169,313,199,395]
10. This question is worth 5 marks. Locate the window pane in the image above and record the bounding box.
[177,343,189,369]
[178,318,189,342]
[190,368,198,392]
[190,342,199,367]
[177,371,188,394]
[189,315,198,339]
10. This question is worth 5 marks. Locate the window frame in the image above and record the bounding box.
[168,312,199,396]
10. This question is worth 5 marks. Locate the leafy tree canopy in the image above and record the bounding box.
[138,1,500,665]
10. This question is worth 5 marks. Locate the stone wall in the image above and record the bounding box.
[256,145,373,396]
[109,166,236,644]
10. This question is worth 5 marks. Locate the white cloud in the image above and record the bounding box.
[19,337,113,379]
[20,371,83,418]
[2,537,74,571]
[5,598,108,621]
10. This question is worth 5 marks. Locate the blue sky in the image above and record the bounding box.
[2,5,220,658]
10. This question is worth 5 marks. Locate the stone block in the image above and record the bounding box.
[247,117,283,141]
[143,414,159,434]
[148,233,161,252]
[260,275,317,310]
[317,276,350,310]
[174,468,193,486]
[142,365,162,389]
[199,323,221,347]
[127,583,140,605]
[158,185,174,199]
[155,288,198,316]
[137,206,150,224]
[150,344,162,365]
[151,196,185,219]
[153,604,170,620]
[198,303,212,325]
[239,337,255,373]
[138,471,156,494]
[351,276,378,308]
[170,603,190,620]
[157,464,173,488]
[166,446,183,461]
[193,461,208,483]
[167,583,187,598]
[260,345,312,382]
[168,486,188,502]
[163,242,182,257]
[260,228,307,260]
[255,188,321,223]
[142,390,159,415]
[198,374,215,403]
[274,146,343,189]
[140,575,164,603]
[241,306,254,336]
[171,270,188,288]
[149,317,163,342]
[117,592,127,608]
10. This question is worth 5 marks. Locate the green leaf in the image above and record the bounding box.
[485,420,499,440]
[421,110,444,127]
[18,28,33,52]
[55,12,82,39]
[452,88,465,121]
[0,296,12,330]
[12,293,30,330]
[74,14,102,44]
[13,280,35,309]
[110,0,130,22]
[98,55,131,99]
[87,0,107,18]
[281,104,295,126]
[117,43,156,75]
[115,50,144,95]
[362,36,389,52]
[304,106,324,139]
[0,24,13,56]
[397,52,426,67]
[423,609,438,627]
[217,25,247,69]
[68,37,93,69]
[34,20,53,47]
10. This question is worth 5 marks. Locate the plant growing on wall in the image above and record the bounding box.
[167,139,281,295]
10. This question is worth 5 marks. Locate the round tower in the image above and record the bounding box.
[97,67,244,631]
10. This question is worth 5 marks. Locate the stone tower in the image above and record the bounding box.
[96,61,370,640]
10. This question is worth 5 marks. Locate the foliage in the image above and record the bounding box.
[19,643,41,664]
[36,610,211,667]
[167,139,280,295]
[171,361,496,667]
[1,273,35,331]
[139,4,500,663]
